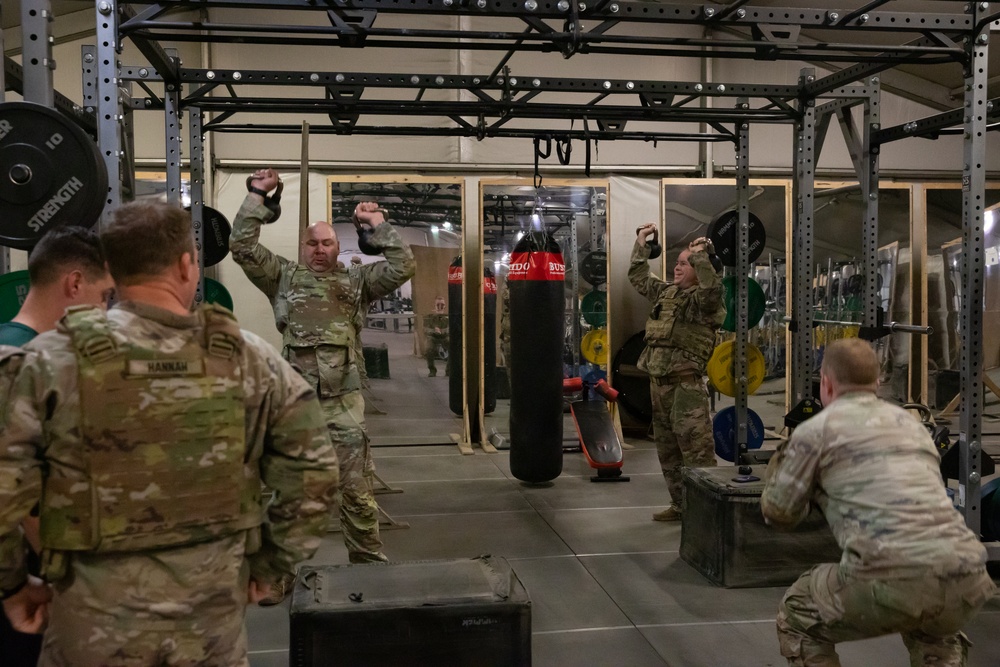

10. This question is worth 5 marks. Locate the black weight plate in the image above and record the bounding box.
[186,205,232,267]
[580,251,607,285]
[707,210,766,268]
[0,101,107,250]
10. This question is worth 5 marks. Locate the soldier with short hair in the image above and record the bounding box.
[0,201,338,666]
[629,225,725,522]
[0,225,114,346]
[230,168,415,575]
[762,337,995,667]
[0,225,115,667]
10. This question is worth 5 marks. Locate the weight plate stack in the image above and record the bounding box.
[0,101,108,250]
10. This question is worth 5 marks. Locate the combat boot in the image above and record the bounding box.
[258,574,295,607]
[652,504,682,522]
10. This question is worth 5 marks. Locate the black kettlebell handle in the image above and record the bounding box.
[635,226,662,260]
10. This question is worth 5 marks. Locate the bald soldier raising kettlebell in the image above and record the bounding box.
[629,225,726,522]
[230,168,415,597]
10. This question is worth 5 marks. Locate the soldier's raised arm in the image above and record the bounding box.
[352,204,416,303]
[629,223,667,300]
[230,168,290,300]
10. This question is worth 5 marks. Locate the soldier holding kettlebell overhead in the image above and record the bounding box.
[629,225,725,522]
[230,168,415,583]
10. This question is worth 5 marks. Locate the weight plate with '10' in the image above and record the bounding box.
[0,101,107,250]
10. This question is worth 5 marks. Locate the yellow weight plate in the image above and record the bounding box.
[581,329,609,366]
[706,340,766,397]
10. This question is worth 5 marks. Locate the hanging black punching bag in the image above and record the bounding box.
[509,232,565,483]
[483,266,497,414]
[448,256,464,416]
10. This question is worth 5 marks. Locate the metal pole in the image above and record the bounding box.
[189,107,206,307]
[791,69,816,404]
[959,7,988,551]
[734,103,750,462]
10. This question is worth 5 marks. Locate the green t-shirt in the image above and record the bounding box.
[0,321,38,346]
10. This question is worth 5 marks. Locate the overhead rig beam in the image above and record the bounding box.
[119,67,883,139]
[115,1,972,64]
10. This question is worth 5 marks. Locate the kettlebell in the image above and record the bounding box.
[357,225,380,255]
[635,226,662,260]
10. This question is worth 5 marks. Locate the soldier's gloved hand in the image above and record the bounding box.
[2,577,52,634]
[247,168,280,196]
[689,236,715,255]
[353,202,385,229]
[635,223,658,247]
[246,169,283,223]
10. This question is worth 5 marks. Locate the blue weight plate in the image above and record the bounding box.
[712,406,764,463]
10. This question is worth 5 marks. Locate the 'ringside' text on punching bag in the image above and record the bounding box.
[508,232,565,483]
[484,267,497,414]
[448,257,463,416]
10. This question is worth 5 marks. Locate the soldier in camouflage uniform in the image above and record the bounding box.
[230,168,415,565]
[629,225,725,522]
[423,295,449,377]
[0,201,338,666]
[762,338,996,667]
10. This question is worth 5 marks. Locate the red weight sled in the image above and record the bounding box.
[563,377,630,483]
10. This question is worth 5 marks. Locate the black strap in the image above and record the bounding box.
[247,185,270,198]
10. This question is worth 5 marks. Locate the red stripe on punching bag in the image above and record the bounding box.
[507,251,565,282]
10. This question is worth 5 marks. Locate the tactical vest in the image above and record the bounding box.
[278,266,361,398]
[278,266,357,349]
[644,286,717,365]
[40,304,261,553]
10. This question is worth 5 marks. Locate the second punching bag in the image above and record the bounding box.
[508,232,565,483]
[448,256,463,416]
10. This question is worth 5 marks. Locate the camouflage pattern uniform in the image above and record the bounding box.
[423,312,449,376]
[761,392,996,667]
[230,197,415,563]
[628,242,725,507]
[499,280,511,367]
[0,301,338,667]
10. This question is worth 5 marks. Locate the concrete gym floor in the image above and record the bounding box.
[246,328,1000,666]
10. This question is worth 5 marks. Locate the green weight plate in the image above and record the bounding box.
[204,277,233,311]
[721,276,766,332]
[581,289,607,327]
[0,270,30,323]
[0,101,107,250]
